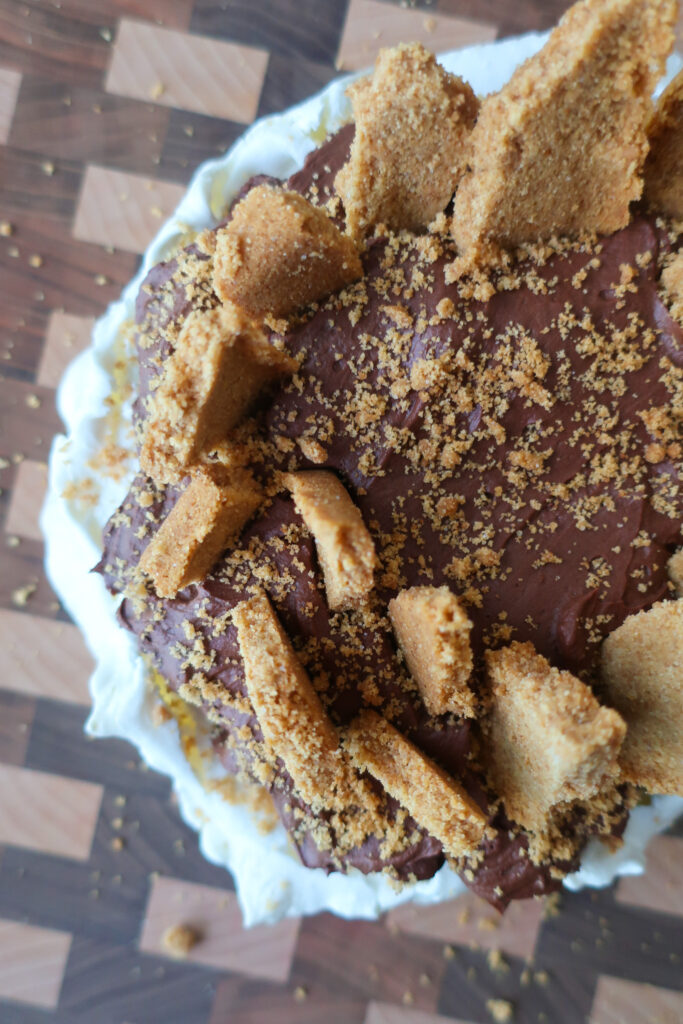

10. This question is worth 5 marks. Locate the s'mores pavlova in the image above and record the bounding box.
[45,0,683,924]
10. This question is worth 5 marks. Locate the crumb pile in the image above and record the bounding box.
[97,0,682,911]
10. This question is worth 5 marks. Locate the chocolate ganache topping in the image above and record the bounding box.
[96,122,682,910]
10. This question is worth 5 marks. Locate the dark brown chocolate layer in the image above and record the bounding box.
[97,128,682,909]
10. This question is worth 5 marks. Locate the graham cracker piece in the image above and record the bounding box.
[284,471,377,610]
[485,642,626,833]
[344,709,488,858]
[335,42,478,238]
[232,589,347,808]
[660,253,683,324]
[213,185,362,318]
[452,0,676,264]
[388,585,476,718]
[140,305,295,486]
[601,600,683,795]
[139,466,262,598]
[668,549,683,596]
[643,69,683,219]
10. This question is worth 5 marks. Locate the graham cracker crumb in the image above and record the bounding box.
[487,998,514,1023]
[667,549,683,596]
[344,709,488,858]
[140,305,295,485]
[335,42,478,237]
[643,68,683,219]
[213,184,362,318]
[485,641,626,833]
[284,471,377,610]
[388,585,476,718]
[601,600,683,794]
[660,253,683,324]
[452,0,676,263]
[162,923,200,958]
[139,466,262,598]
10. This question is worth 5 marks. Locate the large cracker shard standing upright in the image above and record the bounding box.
[336,42,478,238]
[452,0,676,264]
[643,69,683,219]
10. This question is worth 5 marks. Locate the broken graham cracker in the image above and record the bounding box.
[388,585,476,718]
[601,600,683,795]
[213,185,362,319]
[451,0,676,265]
[232,589,347,809]
[284,471,377,611]
[668,549,683,596]
[140,305,296,486]
[643,69,683,219]
[139,466,262,599]
[344,709,488,858]
[485,642,626,834]
[661,253,683,325]
[335,42,478,238]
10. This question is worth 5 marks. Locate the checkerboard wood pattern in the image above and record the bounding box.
[0,1,681,1022]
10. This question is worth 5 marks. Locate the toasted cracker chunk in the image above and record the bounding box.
[668,549,683,597]
[601,601,683,795]
[661,254,683,324]
[344,709,488,858]
[232,589,347,808]
[284,471,377,610]
[139,466,262,598]
[335,42,478,238]
[388,585,475,718]
[452,0,676,263]
[213,185,362,318]
[140,305,295,486]
[485,642,626,833]
[644,69,683,219]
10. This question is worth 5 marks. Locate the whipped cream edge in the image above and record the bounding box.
[42,32,683,926]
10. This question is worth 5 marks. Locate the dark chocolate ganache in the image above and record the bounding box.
[97,127,683,909]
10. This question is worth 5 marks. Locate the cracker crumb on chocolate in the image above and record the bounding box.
[388,585,476,718]
[213,184,362,318]
[335,42,478,238]
[601,600,683,795]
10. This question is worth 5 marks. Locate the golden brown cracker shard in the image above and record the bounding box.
[213,185,362,318]
[334,42,479,238]
[140,305,295,486]
[388,585,476,718]
[485,642,626,834]
[344,709,488,858]
[452,0,676,264]
[284,471,377,610]
[668,549,683,596]
[232,589,347,808]
[138,466,262,598]
[644,69,683,219]
[601,601,683,795]
[661,253,683,324]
